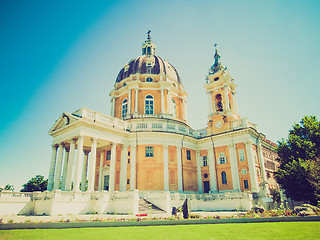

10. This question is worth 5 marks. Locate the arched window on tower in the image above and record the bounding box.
[171,99,176,118]
[221,171,227,184]
[145,95,154,115]
[215,94,223,112]
[122,99,128,118]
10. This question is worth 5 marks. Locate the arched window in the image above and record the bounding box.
[145,95,154,114]
[221,171,227,184]
[122,99,128,118]
[171,99,176,118]
[215,94,223,112]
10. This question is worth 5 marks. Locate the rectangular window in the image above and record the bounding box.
[244,180,249,189]
[219,152,226,164]
[145,146,154,157]
[239,149,245,161]
[106,150,111,160]
[128,159,130,163]
[127,179,130,185]
[203,156,208,166]
[128,151,130,156]
[186,150,191,160]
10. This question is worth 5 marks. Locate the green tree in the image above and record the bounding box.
[20,175,47,192]
[275,115,320,205]
[1,184,14,191]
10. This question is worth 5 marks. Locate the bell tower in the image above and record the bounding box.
[205,45,240,134]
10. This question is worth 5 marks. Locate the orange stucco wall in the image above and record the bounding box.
[214,146,233,191]
[235,143,251,191]
[168,146,178,191]
[181,148,198,191]
[136,144,164,190]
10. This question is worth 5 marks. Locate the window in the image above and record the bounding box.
[106,150,111,160]
[221,171,227,184]
[128,159,130,163]
[128,151,130,156]
[145,146,154,157]
[203,156,208,167]
[145,95,154,115]
[146,77,153,82]
[186,150,191,160]
[122,99,128,118]
[239,149,245,161]
[219,152,226,164]
[244,180,249,189]
[215,94,223,112]
[241,169,247,175]
[127,179,130,184]
[204,173,208,179]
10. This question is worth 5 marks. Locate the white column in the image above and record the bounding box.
[245,140,259,192]
[184,99,188,121]
[61,147,70,191]
[161,89,164,114]
[224,86,230,111]
[207,91,212,115]
[208,148,217,192]
[128,89,131,116]
[166,90,170,113]
[87,138,98,192]
[73,136,84,192]
[135,89,138,113]
[47,145,58,191]
[111,97,115,117]
[163,145,169,191]
[257,140,267,183]
[109,144,117,192]
[228,143,241,192]
[176,146,183,192]
[54,144,64,190]
[81,151,89,192]
[65,139,76,191]
[130,146,136,190]
[120,144,128,191]
[98,151,104,191]
[234,92,239,114]
[196,150,203,193]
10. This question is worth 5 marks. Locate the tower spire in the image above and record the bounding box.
[209,43,225,75]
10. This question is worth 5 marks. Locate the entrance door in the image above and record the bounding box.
[203,181,210,193]
[104,175,110,191]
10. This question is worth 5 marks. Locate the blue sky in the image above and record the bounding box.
[1,0,320,190]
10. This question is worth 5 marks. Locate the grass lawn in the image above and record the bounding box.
[0,222,319,240]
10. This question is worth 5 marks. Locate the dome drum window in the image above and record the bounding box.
[122,99,128,118]
[145,95,154,115]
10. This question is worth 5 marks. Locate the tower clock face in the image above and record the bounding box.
[215,121,222,129]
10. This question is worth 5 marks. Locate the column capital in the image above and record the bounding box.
[121,144,129,149]
[69,138,77,144]
[77,136,85,142]
[51,144,58,149]
[227,143,236,149]
[163,144,169,149]
[91,138,98,144]
[84,150,91,155]
[196,150,200,156]
[245,139,253,146]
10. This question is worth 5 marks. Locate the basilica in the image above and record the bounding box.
[32,32,279,215]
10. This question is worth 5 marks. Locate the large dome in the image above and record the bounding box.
[116,55,181,83]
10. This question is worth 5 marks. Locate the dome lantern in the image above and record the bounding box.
[142,30,156,56]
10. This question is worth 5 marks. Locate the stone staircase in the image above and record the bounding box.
[138,198,165,215]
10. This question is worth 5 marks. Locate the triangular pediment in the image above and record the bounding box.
[49,112,79,135]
